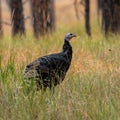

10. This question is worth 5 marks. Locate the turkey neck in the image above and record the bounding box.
[62,40,72,61]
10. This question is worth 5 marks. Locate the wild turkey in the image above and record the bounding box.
[23,33,76,90]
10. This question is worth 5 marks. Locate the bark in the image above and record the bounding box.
[111,1,120,33]
[9,0,25,36]
[102,0,111,34]
[31,0,55,38]
[48,0,55,31]
[30,0,41,38]
[85,0,91,36]
[102,0,120,34]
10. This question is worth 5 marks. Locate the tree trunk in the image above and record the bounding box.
[30,0,42,38]
[102,0,111,35]
[47,0,55,31]
[97,0,103,13]
[85,0,91,36]
[111,0,120,33]
[101,0,120,34]
[9,0,25,36]
[0,0,3,36]
[31,0,55,38]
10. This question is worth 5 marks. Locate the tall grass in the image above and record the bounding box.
[0,23,120,120]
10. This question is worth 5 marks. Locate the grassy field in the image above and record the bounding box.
[0,21,120,120]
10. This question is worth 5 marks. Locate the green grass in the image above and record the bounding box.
[0,22,120,120]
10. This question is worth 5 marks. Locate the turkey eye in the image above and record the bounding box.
[70,33,72,35]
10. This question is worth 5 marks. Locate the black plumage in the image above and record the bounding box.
[23,33,76,90]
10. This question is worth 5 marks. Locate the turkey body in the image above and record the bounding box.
[23,40,72,90]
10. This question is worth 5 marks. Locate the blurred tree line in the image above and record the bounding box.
[0,0,120,38]
[74,0,120,36]
[99,0,120,34]
[0,0,55,38]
